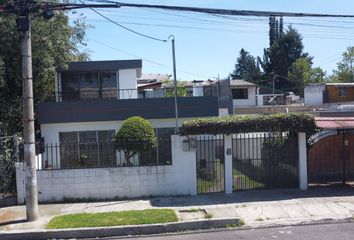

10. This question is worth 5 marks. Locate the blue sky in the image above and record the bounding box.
[71,0,354,80]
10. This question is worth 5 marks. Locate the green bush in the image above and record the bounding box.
[180,113,318,135]
[115,116,156,166]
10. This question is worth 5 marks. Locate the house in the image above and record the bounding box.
[304,83,354,105]
[230,79,257,107]
[38,59,219,170]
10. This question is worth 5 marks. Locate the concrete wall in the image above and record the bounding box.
[16,136,197,203]
[118,69,138,99]
[304,84,325,105]
[232,86,257,107]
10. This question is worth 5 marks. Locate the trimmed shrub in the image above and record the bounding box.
[115,116,156,166]
[180,113,318,135]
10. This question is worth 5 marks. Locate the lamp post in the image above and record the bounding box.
[168,35,179,134]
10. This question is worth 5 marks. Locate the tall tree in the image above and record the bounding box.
[230,48,261,83]
[329,46,354,82]
[0,11,89,136]
[260,26,312,90]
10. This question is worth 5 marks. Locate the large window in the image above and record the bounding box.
[61,71,117,101]
[59,130,115,169]
[232,88,248,99]
[339,87,346,97]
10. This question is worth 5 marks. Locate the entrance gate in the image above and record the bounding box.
[308,130,354,186]
[196,135,224,194]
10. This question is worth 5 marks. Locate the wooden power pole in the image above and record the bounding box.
[17,12,39,221]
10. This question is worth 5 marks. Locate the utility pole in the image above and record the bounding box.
[169,35,179,134]
[17,9,39,221]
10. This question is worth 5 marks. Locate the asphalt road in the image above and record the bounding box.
[99,222,354,240]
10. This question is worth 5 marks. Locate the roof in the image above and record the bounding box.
[230,79,256,87]
[58,60,142,72]
[326,82,354,87]
[138,73,170,82]
[315,117,354,129]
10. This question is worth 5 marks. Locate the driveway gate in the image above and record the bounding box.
[308,130,354,186]
[196,135,224,194]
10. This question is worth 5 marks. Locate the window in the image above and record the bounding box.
[232,88,248,99]
[61,71,117,101]
[339,87,346,97]
[59,130,115,169]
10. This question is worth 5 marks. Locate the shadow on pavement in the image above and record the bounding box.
[150,186,354,207]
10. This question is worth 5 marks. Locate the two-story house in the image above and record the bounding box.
[37,60,220,169]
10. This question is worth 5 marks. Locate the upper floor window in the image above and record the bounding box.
[232,88,248,99]
[339,87,346,97]
[61,71,117,101]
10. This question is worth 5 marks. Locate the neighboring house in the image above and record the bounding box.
[304,83,354,105]
[230,79,257,107]
[38,60,219,169]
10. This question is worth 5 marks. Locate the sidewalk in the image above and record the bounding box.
[0,187,354,234]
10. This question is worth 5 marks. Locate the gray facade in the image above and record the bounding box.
[38,97,219,124]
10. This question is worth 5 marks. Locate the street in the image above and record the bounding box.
[99,222,354,240]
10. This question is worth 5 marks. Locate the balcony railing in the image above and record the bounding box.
[49,86,219,102]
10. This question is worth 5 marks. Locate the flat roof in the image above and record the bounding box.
[58,60,142,72]
[315,117,354,129]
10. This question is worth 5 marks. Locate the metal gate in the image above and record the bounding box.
[0,136,19,197]
[308,130,354,186]
[232,132,299,191]
[196,135,224,194]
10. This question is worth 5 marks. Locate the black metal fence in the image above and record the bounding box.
[49,85,221,102]
[232,132,298,191]
[36,138,172,170]
[196,135,225,194]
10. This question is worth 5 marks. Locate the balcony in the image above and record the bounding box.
[52,86,219,102]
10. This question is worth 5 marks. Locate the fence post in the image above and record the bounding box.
[224,134,233,194]
[298,132,308,190]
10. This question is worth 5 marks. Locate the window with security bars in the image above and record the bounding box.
[59,130,115,169]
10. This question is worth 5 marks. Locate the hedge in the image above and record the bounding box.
[180,113,318,135]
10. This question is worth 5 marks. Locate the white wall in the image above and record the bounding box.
[304,84,325,105]
[40,118,196,168]
[16,136,197,203]
[118,69,138,99]
[232,86,257,107]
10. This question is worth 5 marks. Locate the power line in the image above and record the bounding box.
[88,38,214,79]
[79,0,168,42]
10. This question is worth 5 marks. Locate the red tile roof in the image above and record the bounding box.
[315,117,354,129]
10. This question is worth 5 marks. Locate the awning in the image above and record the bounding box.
[315,117,354,129]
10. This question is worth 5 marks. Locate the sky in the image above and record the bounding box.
[70,0,354,80]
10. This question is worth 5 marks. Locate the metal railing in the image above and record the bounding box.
[45,85,220,102]
[34,138,172,170]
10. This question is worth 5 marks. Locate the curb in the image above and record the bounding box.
[0,218,240,240]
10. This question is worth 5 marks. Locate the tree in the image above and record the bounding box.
[329,46,354,82]
[0,10,89,136]
[115,116,157,166]
[259,26,312,90]
[162,79,187,97]
[288,58,327,96]
[230,48,261,83]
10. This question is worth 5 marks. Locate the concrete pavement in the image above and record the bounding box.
[0,187,353,236]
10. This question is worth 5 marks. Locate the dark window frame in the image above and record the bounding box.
[231,88,248,100]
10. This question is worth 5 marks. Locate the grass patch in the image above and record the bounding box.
[47,209,177,229]
[232,169,265,190]
[255,217,264,222]
[204,213,213,219]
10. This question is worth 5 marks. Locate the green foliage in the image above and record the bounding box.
[288,58,327,96]
[47,209,178,229]
[163,79,187,97]
[329,46,354,82]
[230,48,261,83]
[259,25,312,91]
[180,113,318,135]
[115,116,156,165]
[0,10,89,136]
